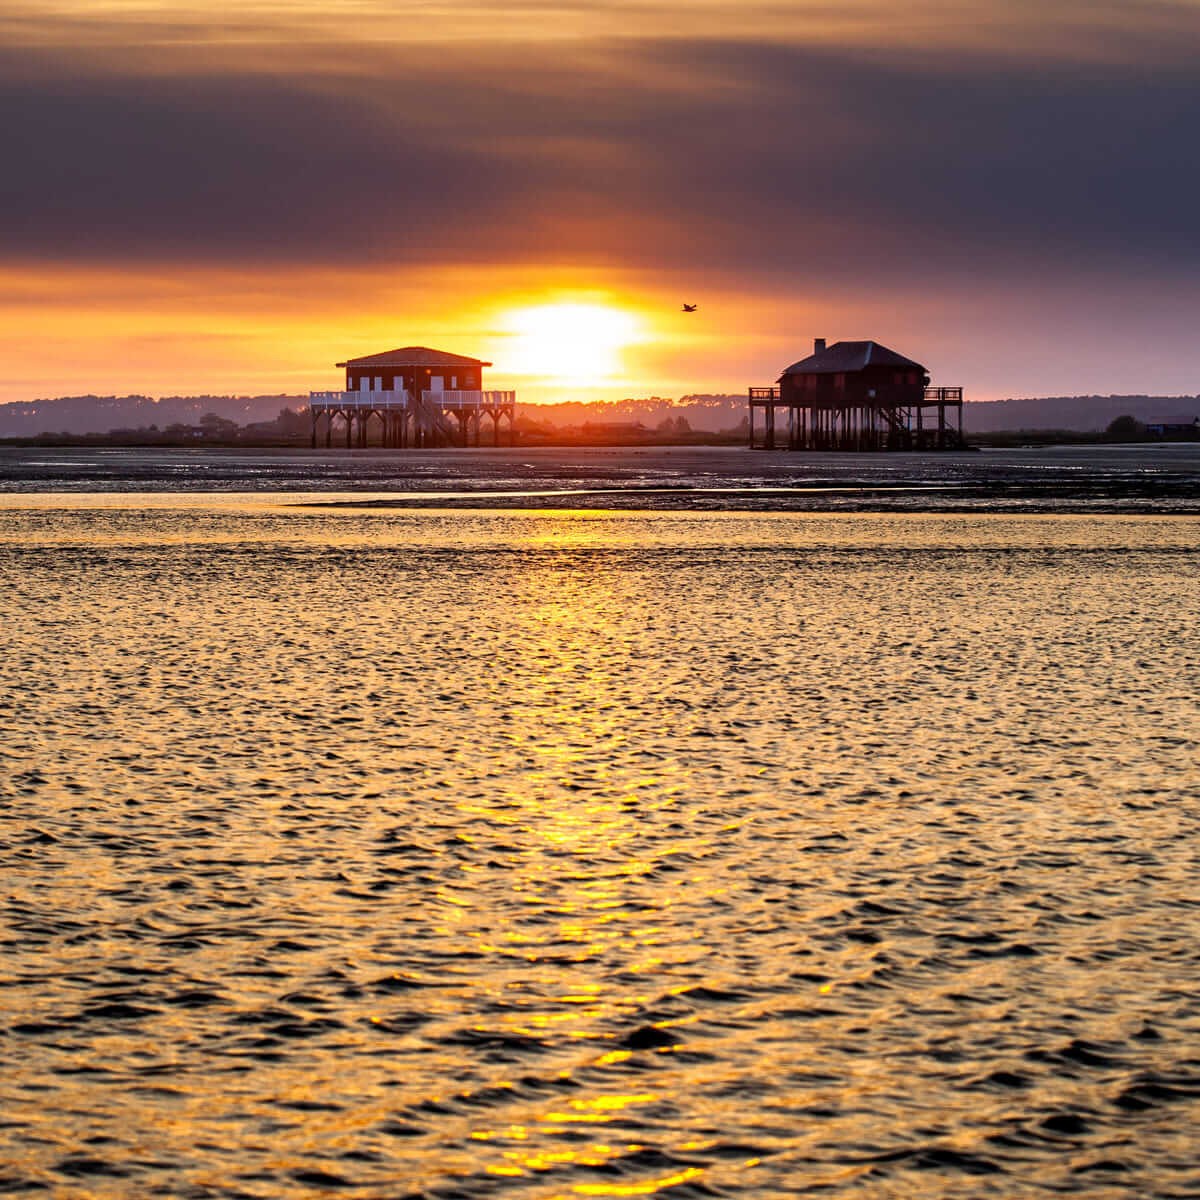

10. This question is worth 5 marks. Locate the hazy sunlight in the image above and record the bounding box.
[500,302,643,387]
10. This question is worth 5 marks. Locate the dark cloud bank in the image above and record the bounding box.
[3,28,1199,284]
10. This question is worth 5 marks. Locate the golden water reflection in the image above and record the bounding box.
[0,506,1197,1196]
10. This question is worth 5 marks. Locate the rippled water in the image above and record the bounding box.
[2,499,1198,1198]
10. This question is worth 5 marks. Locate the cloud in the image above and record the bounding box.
[0,2,1198,289]
[6,0,1197,57]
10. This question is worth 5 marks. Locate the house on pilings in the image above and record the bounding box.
[309,346,516,449]
[748,339,965,451]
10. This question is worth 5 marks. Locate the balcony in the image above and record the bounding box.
[425,390,515,408]
[309,389,406,410]
[309,389,516,411]
[924,386,963,405]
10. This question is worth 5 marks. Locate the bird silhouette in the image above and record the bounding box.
[681,303,698,313]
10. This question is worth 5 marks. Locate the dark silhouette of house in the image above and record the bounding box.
[748,338,964,451]
[1145,416,1199,438]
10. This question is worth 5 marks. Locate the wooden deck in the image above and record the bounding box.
[309,390,516,449]
[748,386,965,451]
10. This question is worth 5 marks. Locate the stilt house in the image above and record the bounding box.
[749,339,964,451]
[309,346,516,448]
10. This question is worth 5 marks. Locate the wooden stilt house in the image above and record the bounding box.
[309,346,516,449]
[749,339,964,451]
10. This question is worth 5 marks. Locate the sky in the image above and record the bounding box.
[2,0,1200,405]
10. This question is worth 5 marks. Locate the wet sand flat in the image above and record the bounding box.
[2,443,1200,512]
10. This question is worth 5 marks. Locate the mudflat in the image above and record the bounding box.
[1,442,1199,511]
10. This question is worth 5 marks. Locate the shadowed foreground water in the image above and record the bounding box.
[1,502,1198,1198]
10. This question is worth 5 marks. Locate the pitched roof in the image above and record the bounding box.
[780,340,925,377]
[336,346,492,369]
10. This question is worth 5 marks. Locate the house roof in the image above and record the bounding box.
[336,346,492,369]
[780,340,925,378]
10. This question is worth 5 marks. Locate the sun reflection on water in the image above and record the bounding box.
[1,507,1197,1196]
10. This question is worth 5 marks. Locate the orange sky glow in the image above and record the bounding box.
[2,0,1200,405]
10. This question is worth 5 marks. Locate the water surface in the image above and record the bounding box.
[1,500,1198,1197]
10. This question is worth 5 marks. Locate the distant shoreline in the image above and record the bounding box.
[2,392,1197,445]
[3,431,1198,451]
[2,443,1197,515]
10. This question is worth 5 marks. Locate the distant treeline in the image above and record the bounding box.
[961,395,1200,433]
[0,392,751,440]
[516,395,748,437]
[2,390,1198,442]
[0,394,307,438]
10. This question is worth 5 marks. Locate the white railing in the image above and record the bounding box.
[422,390,516,408]
[309,389,409,409]
[310,389,516,410]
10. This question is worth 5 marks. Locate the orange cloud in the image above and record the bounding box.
[3,0,1200,404]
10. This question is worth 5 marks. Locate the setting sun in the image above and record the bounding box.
[500,302,643,387]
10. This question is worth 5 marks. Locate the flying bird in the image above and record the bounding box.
[681,303,698,313]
